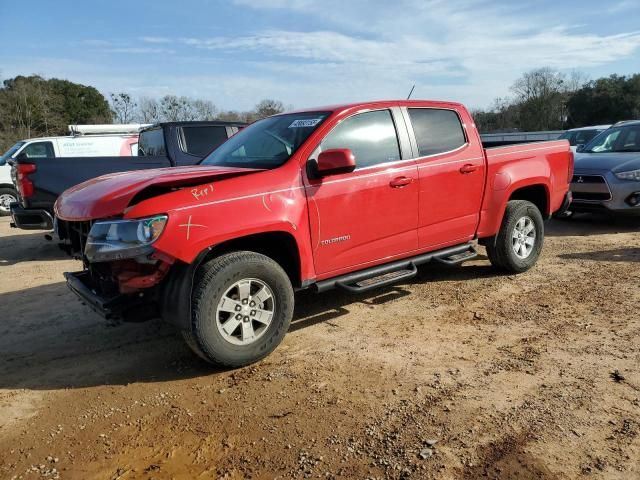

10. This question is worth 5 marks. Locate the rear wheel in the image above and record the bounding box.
[0,188,17,217]
[486,200,544,273]
[186,251,294,367]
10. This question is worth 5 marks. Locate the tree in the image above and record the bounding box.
[50,78,111,124]
[0,75,112,151]
[473,67,590,132]
[137,96,161,123]
[510,67,571,131]
[248,99,285,122]
[110,93,136,123]
[567,74,640,127]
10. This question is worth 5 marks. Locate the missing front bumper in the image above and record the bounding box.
[64,271,157,321]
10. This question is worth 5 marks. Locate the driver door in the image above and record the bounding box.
[303,109,419,277]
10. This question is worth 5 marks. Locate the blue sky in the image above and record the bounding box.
[1,0,639,111]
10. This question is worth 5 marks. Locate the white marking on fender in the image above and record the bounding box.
[178,215,207,240]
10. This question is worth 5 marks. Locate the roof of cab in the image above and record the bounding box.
[283,99,466,115]
[566,124,612,132]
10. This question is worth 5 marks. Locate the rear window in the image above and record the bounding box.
[178,126,229,157]
[138,128,166,156]
[408,108,466,157]
[21,141,55,159]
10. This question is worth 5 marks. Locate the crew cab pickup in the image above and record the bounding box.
[55,100,573,367]
[10,121,245,230]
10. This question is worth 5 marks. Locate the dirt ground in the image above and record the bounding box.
[0,215,639,480]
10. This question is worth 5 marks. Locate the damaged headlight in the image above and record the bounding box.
[85,215,168,262]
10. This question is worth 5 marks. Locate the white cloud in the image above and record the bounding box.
[105,47,176,55]
[11,0,640,110]
[172,0,640,108]
[608,0,638,13]
[140,36,172,44]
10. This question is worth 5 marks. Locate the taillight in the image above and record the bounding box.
[568,151,574,184]
[17,163,37,199]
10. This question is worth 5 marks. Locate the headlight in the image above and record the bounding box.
[85,215,168,262]
[615,169,640,181]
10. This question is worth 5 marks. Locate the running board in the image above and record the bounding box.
[315,243,476,294]
[433,245,477,266]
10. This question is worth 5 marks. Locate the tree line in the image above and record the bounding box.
[0,75,286,151]
[2,69,640,152]
[472,68,640,133]
[109,93,286,125]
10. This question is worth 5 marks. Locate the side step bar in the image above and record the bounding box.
[315,243,477,293]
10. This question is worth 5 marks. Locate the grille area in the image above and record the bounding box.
[571,175,612,202]
[572,175,606,184]
[56,219,93,258]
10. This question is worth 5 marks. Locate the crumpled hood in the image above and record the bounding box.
[574,152,640,173]
[55,165,261,221]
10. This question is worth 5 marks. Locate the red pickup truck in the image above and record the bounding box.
[55,100,573,367]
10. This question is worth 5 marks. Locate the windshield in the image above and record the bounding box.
[559,129,605,146]
[0,142,25,166]
[584,125,640,153]
[201,112,330,169]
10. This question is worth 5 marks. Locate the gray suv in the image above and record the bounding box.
[570,121,640,216]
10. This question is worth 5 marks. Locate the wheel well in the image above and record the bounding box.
[203,232,302,287]
[508,185,548,216]
[0,184,17,192]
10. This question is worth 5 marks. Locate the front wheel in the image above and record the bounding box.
[486,200,544,273]
[0,188,18,217]
[186,251,294,367]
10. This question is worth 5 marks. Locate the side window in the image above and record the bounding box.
[320,110,400,169]
[179,126,229,157]
[408,108,466,157]
[20,141,54,159]
[575,130,597,145]
[138,128,166,156]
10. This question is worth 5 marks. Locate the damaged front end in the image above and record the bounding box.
[59,216,174,321]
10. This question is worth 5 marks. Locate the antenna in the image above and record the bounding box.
[406,85,415,100]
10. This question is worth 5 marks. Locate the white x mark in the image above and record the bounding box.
[178,215,206,240]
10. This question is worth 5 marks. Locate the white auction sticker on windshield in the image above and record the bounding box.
[288,118,322,128]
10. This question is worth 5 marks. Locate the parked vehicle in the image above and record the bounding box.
[55,100,572,367]
[1,125,145,216]
[558,125,611,152]
[569,121,640,216]
[9,121,246,230]
[0,150,18,216]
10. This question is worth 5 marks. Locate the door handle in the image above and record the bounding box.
[459,164,479,174]
[389,176,413,188]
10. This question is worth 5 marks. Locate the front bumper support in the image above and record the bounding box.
[64,271,157,321]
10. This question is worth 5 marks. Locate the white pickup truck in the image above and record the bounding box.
[0,124,148,216]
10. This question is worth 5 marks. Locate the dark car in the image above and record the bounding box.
[10,121,246,230]
[570,121,640,215]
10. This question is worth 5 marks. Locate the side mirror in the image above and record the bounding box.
[16,152,28,160]
[576,144,585,153]
[316,149,356,176]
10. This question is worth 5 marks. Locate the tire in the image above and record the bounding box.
[0,187,18,217]
[486,200,544,273]
[187,251,294,367]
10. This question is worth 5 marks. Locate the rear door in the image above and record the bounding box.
[304,108,419,276]
[404,107,486,249]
